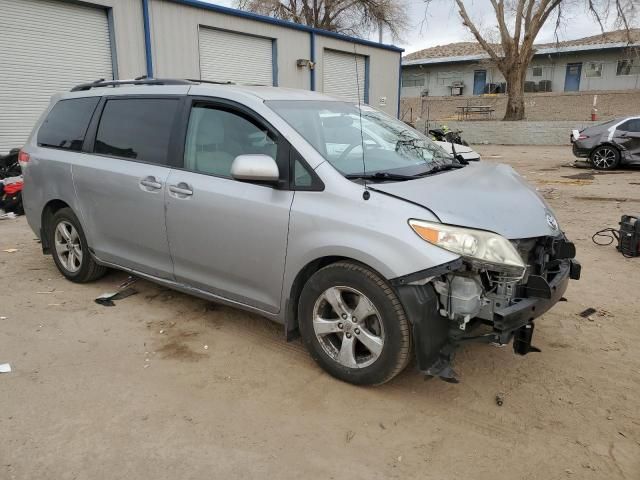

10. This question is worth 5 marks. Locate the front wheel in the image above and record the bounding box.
[298,262,412,385]
[590,145,620,170]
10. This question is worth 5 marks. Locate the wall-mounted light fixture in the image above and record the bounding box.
[297,59,315,69]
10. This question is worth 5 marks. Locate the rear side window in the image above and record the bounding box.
[94,98,179,165]
[619,119,640,133]
[38,97,99,151]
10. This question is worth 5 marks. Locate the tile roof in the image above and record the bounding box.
[404,28,640,61]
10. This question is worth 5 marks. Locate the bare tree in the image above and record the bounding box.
[235,0,409,39]
[451,0,637,120]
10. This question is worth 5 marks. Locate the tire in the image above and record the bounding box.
[590,145,620,170]
[48,207,107,283]
[298,261,412,385]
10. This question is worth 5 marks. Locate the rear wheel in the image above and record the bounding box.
[49,208,107,283]
[590,145,620,170]
[298,261,412,385]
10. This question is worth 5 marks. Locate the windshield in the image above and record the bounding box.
[266,100,455,178]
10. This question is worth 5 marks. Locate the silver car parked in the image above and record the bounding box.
[21,79,580,385]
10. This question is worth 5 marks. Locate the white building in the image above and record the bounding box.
[401,30,640,99]
[0,0,403,153]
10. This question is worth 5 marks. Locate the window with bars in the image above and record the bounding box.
[585,62,603,78]
[616,59,640,76]
[402,74,425,87]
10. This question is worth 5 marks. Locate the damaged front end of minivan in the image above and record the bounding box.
[392,221,581,383]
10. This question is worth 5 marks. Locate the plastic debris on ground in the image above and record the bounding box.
[0,363,12,373]
[95,276,139,307]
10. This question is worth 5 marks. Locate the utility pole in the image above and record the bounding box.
[378,19,383,43]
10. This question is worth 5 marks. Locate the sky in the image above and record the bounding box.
[204,0,626,55]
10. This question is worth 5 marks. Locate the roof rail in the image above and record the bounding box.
[70,77,193,92]
[185,78,235,85]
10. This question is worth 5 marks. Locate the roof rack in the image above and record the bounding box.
[70,77,193,92]
[185,78,235,85]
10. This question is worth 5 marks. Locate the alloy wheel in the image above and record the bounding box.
[54,220,83,273]
[592,147,616,169]
[312,286,385,369]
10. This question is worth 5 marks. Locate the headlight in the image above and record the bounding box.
[409,219,525,274]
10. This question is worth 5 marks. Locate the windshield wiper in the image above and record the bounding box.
[422,163,466,175]
[345,172,417,182]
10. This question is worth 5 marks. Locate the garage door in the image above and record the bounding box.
[0,0,113,154]
[199,28,273,86]
[323,49,366,103]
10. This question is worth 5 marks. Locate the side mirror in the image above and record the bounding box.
[231,154,280,183]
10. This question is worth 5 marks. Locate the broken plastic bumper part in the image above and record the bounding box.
[394,236,580,383]
[493,259,578,341]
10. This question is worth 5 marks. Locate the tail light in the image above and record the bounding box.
[18,150,30,165]
[578,135,589,140]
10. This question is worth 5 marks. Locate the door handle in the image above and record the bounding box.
[169,183,193,197]
[140,177,162,190]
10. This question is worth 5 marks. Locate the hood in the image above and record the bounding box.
[371,162,560,239]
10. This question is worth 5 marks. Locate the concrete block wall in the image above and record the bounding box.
[413,120,597,145]
[401,90,640,123]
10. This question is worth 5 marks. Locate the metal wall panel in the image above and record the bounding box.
[314,35,401,116]
[0,0,113,153]
[149,0,310,89]
[323,49,366,103]
[198,27,273,85]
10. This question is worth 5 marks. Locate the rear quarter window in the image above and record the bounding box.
[37,97,100,151]
[618,119,640,133]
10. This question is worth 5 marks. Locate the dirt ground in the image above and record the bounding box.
[1,145,639,480]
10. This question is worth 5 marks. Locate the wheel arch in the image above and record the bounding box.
[590,141,621,156]
[283,256,389,341]
[40,199,71,254]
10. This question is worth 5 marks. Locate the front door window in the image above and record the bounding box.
[184,106,278,177]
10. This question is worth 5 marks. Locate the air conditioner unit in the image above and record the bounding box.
[450,82,464,96]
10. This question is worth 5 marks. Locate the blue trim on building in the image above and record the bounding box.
[142,0,154,77]
[106,8,119,80]
[397,54,401,118]
[310,32,316,90]
[166,0,403,53]
[272,39,278,86]
[363,56,370,104]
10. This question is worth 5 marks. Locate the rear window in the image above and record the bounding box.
[38,97,99,151]
[94,98,179,165]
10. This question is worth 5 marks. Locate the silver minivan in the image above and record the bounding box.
[21,79,580,385]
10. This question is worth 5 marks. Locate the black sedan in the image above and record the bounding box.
[571,116,640,170]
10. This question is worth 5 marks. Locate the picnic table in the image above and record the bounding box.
[456,105,495,121]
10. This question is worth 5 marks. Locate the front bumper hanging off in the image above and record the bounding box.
[394,241,581,383]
